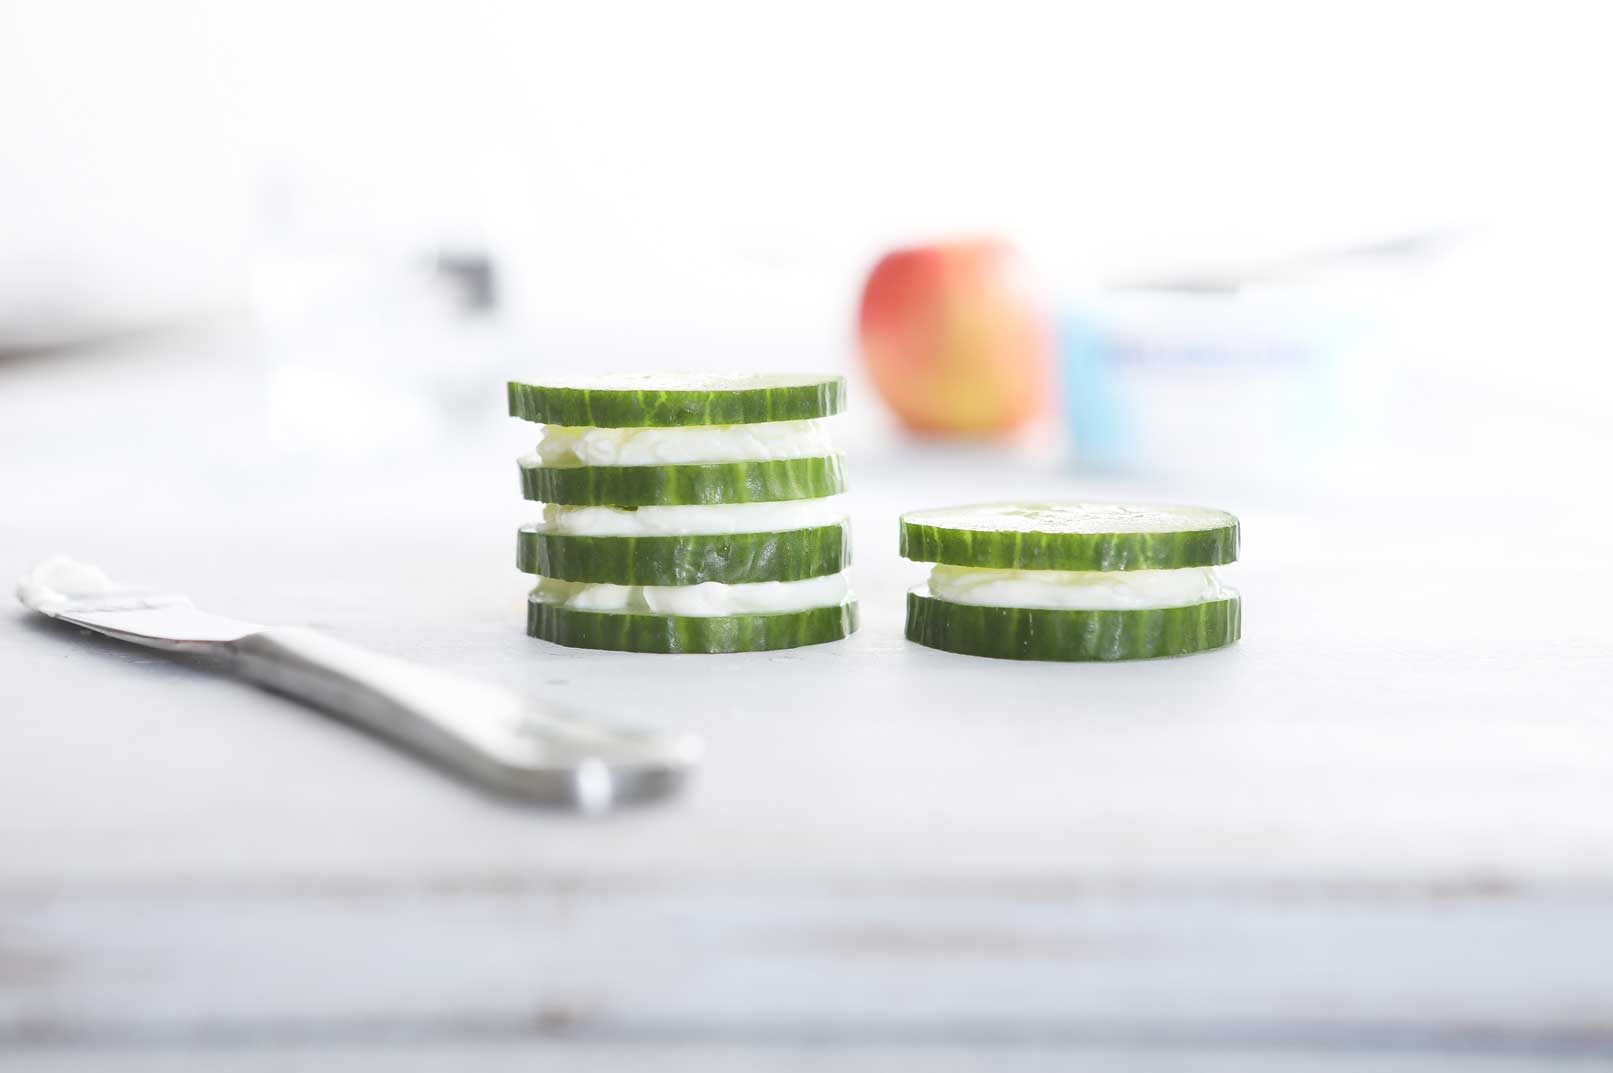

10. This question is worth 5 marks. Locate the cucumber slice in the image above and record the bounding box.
[900,502,1239,572]
[517,522,851,585]
[520,455,846,506]
[527,596,859,653]
[508,373,846,428]
[905,588,1240,661]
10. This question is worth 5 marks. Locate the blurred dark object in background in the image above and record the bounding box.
[434,250,499,313]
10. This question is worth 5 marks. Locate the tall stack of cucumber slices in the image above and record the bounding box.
[510,373,858,653]
[900,502,1241,661]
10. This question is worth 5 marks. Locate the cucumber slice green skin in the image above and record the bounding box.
[900,518,1239,572]
[517,523,851,585]
[527,598,859,653]
[905,590,1240,661]
[520,456,846,507]
[508,377,845,428]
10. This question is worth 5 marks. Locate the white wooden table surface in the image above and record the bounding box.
[3,328,1612,1071]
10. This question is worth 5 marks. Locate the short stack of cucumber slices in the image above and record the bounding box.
[510,373,858,653]
[900,502,1241,661]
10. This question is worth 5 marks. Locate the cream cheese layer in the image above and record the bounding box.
[535,419,835,467]
[532,571,852,617]
[537,498,846,536]
[926,565,1229,611]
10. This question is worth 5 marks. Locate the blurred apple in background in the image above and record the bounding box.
[858,239,1054,436]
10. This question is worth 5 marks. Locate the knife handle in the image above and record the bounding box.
[230,627,694,808]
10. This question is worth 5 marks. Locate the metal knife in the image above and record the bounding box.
[16,556,700,810]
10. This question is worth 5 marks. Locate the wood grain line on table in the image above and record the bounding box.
[1,1041,1608,1073]
[5,886,1613,1051]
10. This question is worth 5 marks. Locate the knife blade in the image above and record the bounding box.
[17,556,700,810]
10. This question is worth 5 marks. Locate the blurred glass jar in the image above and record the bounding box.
[1058,273,1406,490]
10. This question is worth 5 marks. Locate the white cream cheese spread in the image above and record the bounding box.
[15,556,121,615]
[926,564,1229,611]
[532,571,851,617]
[534,419,836,467]
[537,498,846,536]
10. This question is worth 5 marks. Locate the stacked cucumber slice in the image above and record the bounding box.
[511,373,857,653]
[900,502,1241,661]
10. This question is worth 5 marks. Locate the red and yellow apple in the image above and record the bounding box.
[858,239,1053,436]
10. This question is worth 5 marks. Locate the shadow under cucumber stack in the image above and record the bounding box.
[510,373,858,653]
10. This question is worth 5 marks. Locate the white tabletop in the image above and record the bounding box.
[4,326,1612,1070]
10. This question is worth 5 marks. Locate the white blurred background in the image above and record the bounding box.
[3,0,1611,495]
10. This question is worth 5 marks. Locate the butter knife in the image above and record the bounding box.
[16,556,700,810]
